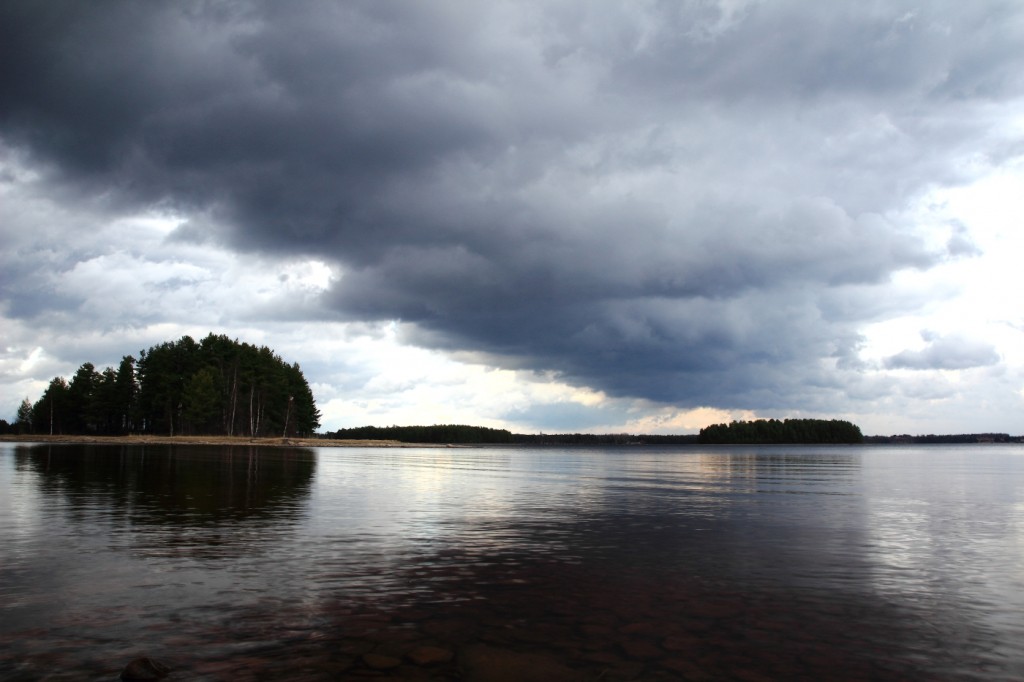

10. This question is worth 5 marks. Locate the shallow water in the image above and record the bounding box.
[1,443,1023,680]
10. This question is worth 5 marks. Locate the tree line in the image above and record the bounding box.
[329,424,517,444]
[864,433,1017,444]
[11,334,320,437]
[329,421,867,445]
[325,425,701,445]
[698,418,863,444]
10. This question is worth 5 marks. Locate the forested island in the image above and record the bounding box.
[8,334,320,438]
[698,418,864,444]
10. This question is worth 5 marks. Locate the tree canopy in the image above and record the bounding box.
[330,424,516,444]
[699,418,863,444]
[21,333,320,437]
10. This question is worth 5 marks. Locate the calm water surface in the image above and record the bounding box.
[1,443,1023,680]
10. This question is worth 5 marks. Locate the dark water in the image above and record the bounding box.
[1,443,1023,681]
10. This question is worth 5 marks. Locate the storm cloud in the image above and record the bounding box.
[2,0,1023,422]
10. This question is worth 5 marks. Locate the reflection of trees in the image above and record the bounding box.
[13,445,315,555]
[694,449,860,484]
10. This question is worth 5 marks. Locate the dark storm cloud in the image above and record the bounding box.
[2,0,1021,412]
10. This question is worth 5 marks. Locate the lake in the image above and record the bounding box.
[1,443,1022,680]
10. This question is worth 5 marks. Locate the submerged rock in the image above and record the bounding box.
[459,644,586,682]
[407,645,455,665]
[120,657,170,680]
[362,652,402,670]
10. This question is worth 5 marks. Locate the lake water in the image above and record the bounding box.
[1,443,1023,681]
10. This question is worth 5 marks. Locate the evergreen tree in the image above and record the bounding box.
[32,377,71,435]
[91,366,119,434]
[67,363,99,433]
[183,366,221,434]
[114,355,138,433]
[15,398,33,434]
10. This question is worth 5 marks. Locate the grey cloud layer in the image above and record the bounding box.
[885,334,1000,371]
[2,0,1021,411]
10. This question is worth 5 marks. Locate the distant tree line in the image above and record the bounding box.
[325,425,701,445]
[699,419,863,444]
[510,432,700,445]
[12,334,320,437]
[329,424,516,444]
[864,433,1016,444]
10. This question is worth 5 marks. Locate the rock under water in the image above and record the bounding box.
[120,657,170,681]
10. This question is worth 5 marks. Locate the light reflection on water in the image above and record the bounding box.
[1,443,1023,680]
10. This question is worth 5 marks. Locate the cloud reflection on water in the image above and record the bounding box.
[2,444,1023,679]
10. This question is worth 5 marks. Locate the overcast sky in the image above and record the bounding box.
[2,0,1023,436]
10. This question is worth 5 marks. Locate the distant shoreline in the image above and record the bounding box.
[3,434,1021,448]
[0,434,445,448]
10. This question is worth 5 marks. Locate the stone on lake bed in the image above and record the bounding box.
[120,657,170,680]
[362,652,402,669]
[407,645,455,665]
[459,644,587,682]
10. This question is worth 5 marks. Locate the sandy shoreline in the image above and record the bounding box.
[0,434,449,448]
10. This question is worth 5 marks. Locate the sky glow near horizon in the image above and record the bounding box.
[1,1,1023,436]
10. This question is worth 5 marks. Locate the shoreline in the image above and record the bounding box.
[0,434,449,448]
[4,435,1019,449]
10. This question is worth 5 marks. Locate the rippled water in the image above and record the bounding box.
[1,443,1023,680]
